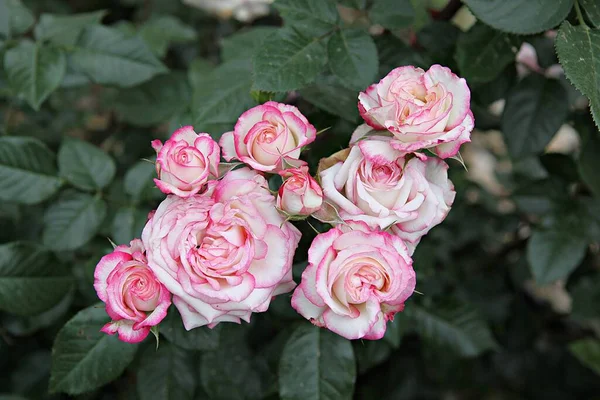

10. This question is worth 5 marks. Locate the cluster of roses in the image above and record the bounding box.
[94,64,473,343]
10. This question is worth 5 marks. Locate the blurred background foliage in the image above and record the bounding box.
[1,0,600,399]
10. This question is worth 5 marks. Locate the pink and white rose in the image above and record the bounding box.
[277,166,323,216]
[141,168,301,330]
[94,239,171,343]
[151,126,220,197]
[291,222,416,340]
[220,101,317,172]
[358,65,474,158]
[319,138,455,252]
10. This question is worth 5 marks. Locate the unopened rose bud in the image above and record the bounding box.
[277,166,323,216]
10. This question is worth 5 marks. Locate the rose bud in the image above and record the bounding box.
[220,101,316,172]
[277,166,323,216]
[94,239,171,343]
[151,126,220,198]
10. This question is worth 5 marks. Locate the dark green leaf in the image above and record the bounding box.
[139,16,197,57]
[569,339,600,376]
[111,207,148,245]
[274,0,339,36]
[417,21,460,64]
[188,58,214,90]
[4,40,66,110]
[137,342,196,400]
[0,0,34,38]
[570,275,600,321]
[34,10,106,46]
[200,327,263,400]
[71,25,167,88]
[455,23,521,84]
[42,191,107,251]
[337,0,366,9]
[193,60,255,137]
[299,75,360,122]
[556,22,600,128]
[124,159,159,203]
[581,124,600,197]
[527,229,587,284]
[49,305,139,394]
[327,29,378,90]
[405,304,499,357]
[375,34,429,71]
[222,27,278,63]
[464,0,573,34]
[539,153,579,182]
[353,340,391,374]
[0,242,72,316]
[160,307,220,351]
[278,324,356,400]
[369,0,414,30]
[58,138,116,191]
[252,28,327,92]
[0,137,62,204]
[114,72,191,127]
[581,0,600,28]
[501,75,569,158]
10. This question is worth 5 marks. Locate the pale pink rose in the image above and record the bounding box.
[358,65,474,158]
[277,166,323,216]
[94,239,171,343]
[319,138,455,253]
[220,101,316,172]
[141,168,301,330]
[151,126,220,197]
[291,222,416,340]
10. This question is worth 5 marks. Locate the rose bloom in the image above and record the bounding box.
[358,65,474,158]
[141,168,301,329]
[277,166,323,216]
[182,0,273,22]
[151,126,220,198]
[319,138,455,252]
[220,101,317,172]
[94,239,171,343]
[292,222,416,340]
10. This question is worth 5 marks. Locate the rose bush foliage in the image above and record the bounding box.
[1,0,600,399]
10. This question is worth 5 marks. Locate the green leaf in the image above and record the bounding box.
[0,0,34,38]
[114,72,191,127]
[570,275,600,321]
[0,242,72,316]
[455,22,521,84]
[124,159,159,203]
[58,138,116,191]
[71,25,167,88]
[376,34,430,71]
[200,327,263,400]
[137,342,196,400]
[579,126,600,199]
[299,75,359,122]
[337,0,366,9]
[405,304,498,357]
[556,22,600,129]
[111,207,148,245]
[222,27,278,63]
[34,10,106,46]
[569,339,600,376]
[274,0,339,36]
[501,75,569,158]
[188,58,214,90]
[49,305,139,394]
[42,191,107,251]
[527,229,587,284]
[539,153,579,182]
[253,28,327,92]
[464,0,573,34]
[139,16,197,57]
[581,0,600,28]
[4,40,66,110]
[279,324,356,400]
[193,60,255,137]
[369,0,415,30]
[160,307,220,351]
[327,28,378,90]
[0,136,62,204]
